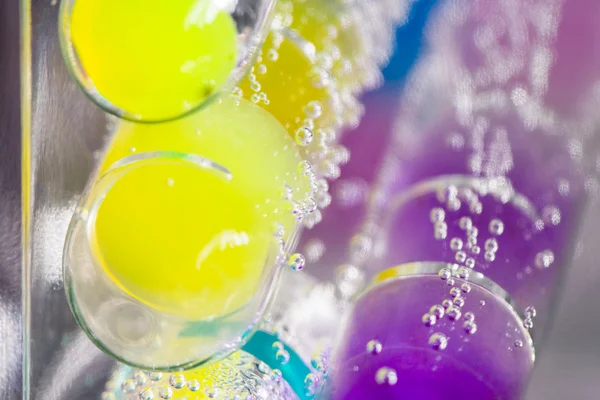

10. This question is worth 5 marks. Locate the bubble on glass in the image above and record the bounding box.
[465,257,475,269]
[149,372,162,382]
[139,389,154,400]
[484,238,499,252]
[366,339,383,355]
[542,205,561,225]
[429,333,449,351]
[525,306,537,318]
[489,219,505,235]
[453,297,465,308]
[535,250,555,268]
[187,379,200,392]
[276,349,290,365]
[122,380,136,393]
[463,321,478,335]
[169,374,185,389]
[461,283,472,293]
[442,299,453,309]
[349,234,373,263]
[158,386,173,399]
[430,305,445,319]
[459,216,473,230]
[304,101,323,119]
[422,313,437,327]
[430,207,446,223]
[523,318,534,330]
[295,127,314,147]
[288,253,306,271]
[484,251,496,262]
[514,339,524,348]
[458,267,470,280]
[450,238,463,251]
[464,312,475,322]
[335,264,366,298]
[447,306,462,321]
[438,268,452,281]
[375,367,398,385]
[455,251,467,263]
[471,245,481,255]
[446,278,455,286]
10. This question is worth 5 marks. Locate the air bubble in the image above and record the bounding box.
[447,198,461,211]
[158,387,173,399]
[315,191,332,208]
[272,341,284,351]
[139,389,154,400]
[470,202,483,215]
[465,258,475,269]
[276,349,290,365]
[429,333,449,351]
[523,318,534,330]
[187,380,200,392]
[304,101,323,119]
[484,251,496,262]
[295,127,314,147]
[525,306,537,318]
[458,267,470,280]
[446,278,455,286]
[455,251,467,263]
[422,313,437,327]
[447,306,462,321]
[535,250,555,268]
[463,321,478,334]
[267,49,279,61]
[122,380,136,393]
[134,371,147,386]
[438,268,451,281]
[464,312,475,322]
[288,253,306,271]
[430,208,446,223]
[485,238,499,252]
[149,372,162,381]
[375,367,398,385]
[430,305,445,319]
[514,339,524,348]
[542,205,561,225]
[335,264,365,298]
[467,227,479,238]
[471,245,481,255]
[489,219,505,235]
[461,283,472,293]
[349,234,373,263]
[459,217,473,230]
[366,339,383,355]
[453,297,465,308]
[442,299,453,309]
[304,373,319,396]
[250,81,261,92]
[310,68,330,88]
[169,374,185,389]
[450,287,461,298]
[450,238,463,251]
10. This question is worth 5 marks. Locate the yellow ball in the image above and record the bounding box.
[70,0,238,120]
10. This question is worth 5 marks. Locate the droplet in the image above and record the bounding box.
[450,238,463,251]
[187,379,200,392]
[459,217,473,230]
[464,312,475,322]
[422,313,437,327]
[295,127,314,147]
[288,253,306,271]
[276,349,290,365]
[430,305,445,319]
[535,250,555,269]
[429,333,449,350]
[485,238,499,253]
[438,268,451,281]
[489,219,505,235]
[430,208,446,223]
[366,340,383,355]
[169,374,185,389]
[304,101,323,119]
[375,367,398,385]
[447,306,462,321]
[463,321,478,334]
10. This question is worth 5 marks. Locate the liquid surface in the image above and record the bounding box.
[70,0,238,120]
[91,97,306,319]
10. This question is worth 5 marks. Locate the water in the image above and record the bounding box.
[327,270,534,400]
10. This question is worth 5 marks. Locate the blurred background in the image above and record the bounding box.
[2,0,600,398]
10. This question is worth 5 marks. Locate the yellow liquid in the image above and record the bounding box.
[70,0,238,120]
[237,31,339,140]
[91,97,305,319]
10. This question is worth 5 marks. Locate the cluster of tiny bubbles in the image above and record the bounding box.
[535,249,555,269]
[304,372,320,396]
[366,339,383,355]
[288,253,306,271]
[523,305,537,331]
[542,205,561,226]
[429,333,449,351]
[375,367,398,386]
